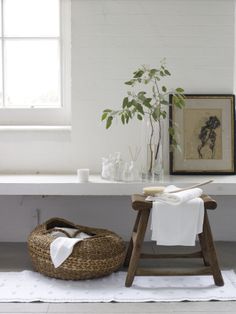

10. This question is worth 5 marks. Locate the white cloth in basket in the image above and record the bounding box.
[150,186,204,246]
[50,227,91,268]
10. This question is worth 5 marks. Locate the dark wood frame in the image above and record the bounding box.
[169,94,235,175]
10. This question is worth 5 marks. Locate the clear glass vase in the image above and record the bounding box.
[141,116,164,182]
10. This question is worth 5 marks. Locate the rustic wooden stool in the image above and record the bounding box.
[124,194,224,287]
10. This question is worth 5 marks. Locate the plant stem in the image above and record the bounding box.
[154,78,161,96]
[153,78,162,165]
[155,119,161,160]
[148,114,154,173]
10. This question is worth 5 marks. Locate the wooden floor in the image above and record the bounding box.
[0,241,235,313]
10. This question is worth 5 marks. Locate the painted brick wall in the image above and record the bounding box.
[0,0,234,173]
[0,0,235,242]
[71,0,234,173]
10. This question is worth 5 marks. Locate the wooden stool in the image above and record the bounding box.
[124,194,224,287]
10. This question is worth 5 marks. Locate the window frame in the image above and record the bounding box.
[0,0,71,126]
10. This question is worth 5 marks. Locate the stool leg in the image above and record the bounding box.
[125,209,150,287]
[124,211,141,267]
[198,232,210,266]
[203,211,224,286]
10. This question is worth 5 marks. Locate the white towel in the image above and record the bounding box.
[50,227,79,238]
[146,185,203,205]
[50,229,91,268]
[150,186,204,246]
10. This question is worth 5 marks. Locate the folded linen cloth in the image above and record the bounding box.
[51,227,80,238]
[150,185,204,246]
[146,185,203,205]
[50,228,91,268]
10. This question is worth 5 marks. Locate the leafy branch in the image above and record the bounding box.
[101,59,185,173]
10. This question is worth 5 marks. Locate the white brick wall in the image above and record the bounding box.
[0,0,234,173]
[71,0,234,174]
[0,0,235,241]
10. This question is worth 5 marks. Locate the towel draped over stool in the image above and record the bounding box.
[149,186,204,246]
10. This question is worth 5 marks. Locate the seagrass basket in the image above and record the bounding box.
[28,217,126,280]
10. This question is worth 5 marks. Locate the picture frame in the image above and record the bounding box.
[169,94,235,174]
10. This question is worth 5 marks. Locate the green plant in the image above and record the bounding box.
[101,59,185,175]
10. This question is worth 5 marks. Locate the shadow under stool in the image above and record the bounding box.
[124,194,224,287]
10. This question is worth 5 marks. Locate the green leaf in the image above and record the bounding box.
[172,95,181,108]
[160,110,167,119]
[126,100,132,108]
[179,99,185,108]
[173,94,185,108]
[137,114,143,120]
[106,116,113,129]
[143,98,152,108]
[133,70,144,78]
[152,107,160,121]
[101,112,108,121]
[135,103,145,115]
[103,109,112,113]
[125,80,134,85]
[179,93,186,100]
[169,127,175,136]
[138,91,146,97]
[176,94,186,105]
[137,91,146,102]
[127,110,132,118]
[164,69,171,76]
[152,111,157,121]
[176,102,183,109]
[130,99,137,108]
[149,69,157,76]
[160,100,169,105]
[162,86,167,92]
[122,97,129,108]
[121,114,125,125]
[175,87,184,93]
[125,114,130,124]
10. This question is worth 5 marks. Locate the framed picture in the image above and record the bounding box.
[169,94,235,174]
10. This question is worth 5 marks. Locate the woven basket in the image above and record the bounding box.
[28,217,126,280]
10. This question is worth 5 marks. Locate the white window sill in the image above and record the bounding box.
[0,174,234,196]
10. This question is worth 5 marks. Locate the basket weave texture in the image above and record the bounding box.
[28,217,126,280]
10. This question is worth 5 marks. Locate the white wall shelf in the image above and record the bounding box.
[0,174,235,196]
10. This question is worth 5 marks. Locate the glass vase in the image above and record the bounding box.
[141,116,164,182]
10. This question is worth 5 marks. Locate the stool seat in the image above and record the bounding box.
[124,194,224,287]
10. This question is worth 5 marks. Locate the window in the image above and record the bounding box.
[0,0,71,126]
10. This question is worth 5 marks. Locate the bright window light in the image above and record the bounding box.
[0,0,71,125]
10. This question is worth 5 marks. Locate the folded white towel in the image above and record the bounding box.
[146,185,203,205]
[150,186,204,246]
[50,230,91,268]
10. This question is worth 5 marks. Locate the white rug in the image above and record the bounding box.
[0,270,236,302]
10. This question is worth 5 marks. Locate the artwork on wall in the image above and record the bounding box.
[169,94,235,174]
